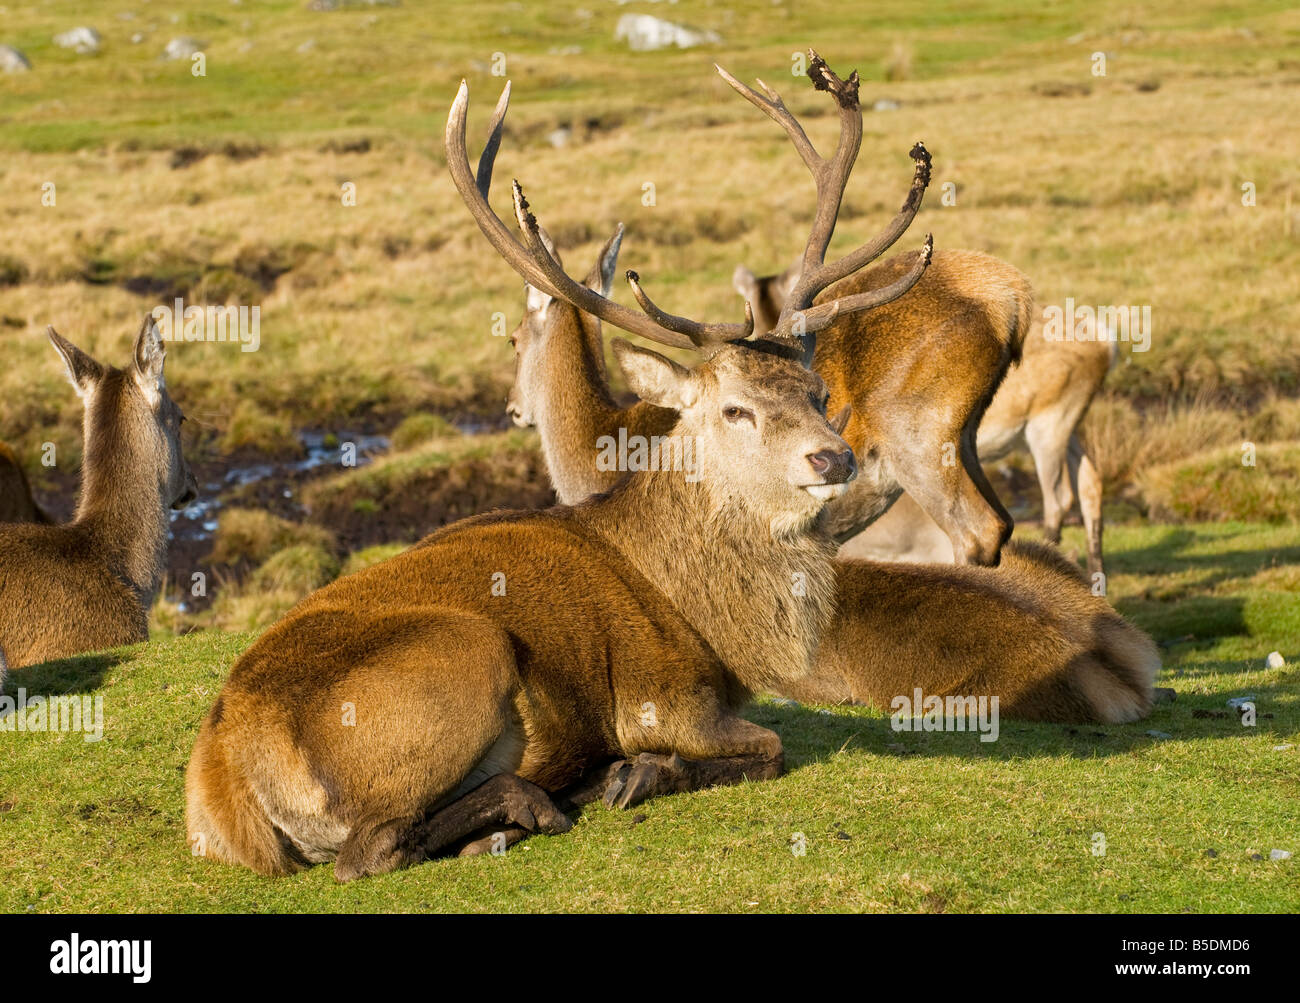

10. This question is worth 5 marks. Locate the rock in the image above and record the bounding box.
[546,127,571,149]
[1274,743,1293,751]
[1204,848,1217,858]
[0,45,31,73]
[1270,849,1292,861]
[163,37,205,60]
[1266,651,1285,669]
[131,33,145,45]
[614,14,720,52]
[770,697,798,707]
[1153,687,1176,704]
[1145,730,1172,740]
[1250,853,1264,861]
[1226,695,1255,709]
[54,27,102,54]
[872,98,901,112]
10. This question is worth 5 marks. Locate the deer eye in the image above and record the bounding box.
[811,392,829,414]
[723,405,754,424]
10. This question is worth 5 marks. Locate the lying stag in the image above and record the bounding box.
[0,318,197,669]
[183,58,935,880]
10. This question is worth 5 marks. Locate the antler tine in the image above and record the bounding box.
[626,270,754,346]
[446,80,753,353]
[474,79,512,198]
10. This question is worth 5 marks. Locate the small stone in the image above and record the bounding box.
[1153,687,1176,704]
[631,813,647,824]
[1226,696,1255,709]
[1145,730,1172,740]
[54,27,102,54]
[1204,848,1217,858]
[771,697,798,707]
[835,830,851,840]
[872,98,901,112]
[1270,849,1292,861]
[0,45,31,73]
[1266,651,1285,669]
[546,127,571,149]
[1274,744,1293,752]
[614,13,720,52]
[1250,853,1264,861]
[817,708,831,716]
[163,37,205,60]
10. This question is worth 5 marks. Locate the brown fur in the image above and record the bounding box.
[838,318,1116,573]
[0,318,197,669]
[0,441,50,525]
[509,241,1155,724]
[739,248,1034,566]
[807,540,1159,723]
[186,342,853,880]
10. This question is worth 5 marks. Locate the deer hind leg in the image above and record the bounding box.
[896,425,1009,567]
[1025,412,1074,546]
[1068,434,1105,575]
[603,715,783,811]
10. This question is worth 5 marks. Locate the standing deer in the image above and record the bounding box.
[742,262,1113,573]
[493,63,1157,723]
[0,441,50,524]
[0,318,198,669]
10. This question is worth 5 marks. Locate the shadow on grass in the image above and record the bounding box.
[751,659,1296,768]
[1108,525,1300,586]
[1,651,124,701]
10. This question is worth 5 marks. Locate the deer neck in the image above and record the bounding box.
[533,313,627,502]
[583,469,839,700]
[73,377,171,606]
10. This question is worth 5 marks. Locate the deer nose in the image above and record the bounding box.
[807,447,857,484]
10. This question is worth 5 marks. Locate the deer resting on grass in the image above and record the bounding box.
[492,59,1158,724]
[183,62,935,881]
[0,318,198,670]
[0,441,50,525]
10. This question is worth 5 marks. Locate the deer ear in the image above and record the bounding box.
[611,338,697,410]
[132,313,167,408]
[47,326,104,398]
[776,256,804,300]
[584,224,623,298]
[830,403,852,436]
[732,264,758,301]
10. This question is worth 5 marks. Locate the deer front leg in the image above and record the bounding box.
[408,774,572,860]
[602,716,783,811]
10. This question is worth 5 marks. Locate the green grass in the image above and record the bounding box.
[3,522,1296,913]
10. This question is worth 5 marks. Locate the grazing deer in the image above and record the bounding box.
[184,56,930,882]
[0,318,198,669]
[0,440,50,524]
[743,262,1113,574]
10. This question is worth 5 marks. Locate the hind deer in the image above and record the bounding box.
[0,441,50,524]
[491,61,1158,724]
[0,317,198,670]
[741,262,1113,573]
[184,58,938,882]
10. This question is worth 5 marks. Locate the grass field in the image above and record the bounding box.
[1,1,1298,912]
[2,523,1297,912]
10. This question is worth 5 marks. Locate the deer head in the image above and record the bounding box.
[47,315,198,517]
[505,226,623,430]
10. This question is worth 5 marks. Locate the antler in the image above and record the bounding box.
[716,49,933,359]
[446,80,751,351]
[446,50,932,362]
